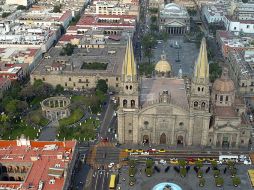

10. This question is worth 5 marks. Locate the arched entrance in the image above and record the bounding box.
[160,133,166,144]
[143,135,149,144]
[222,136,229,149]
[177,135,184,146]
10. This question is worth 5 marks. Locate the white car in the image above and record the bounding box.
[244,159,252,165]
[141,152,149,155]
[159,159,167,165]
[108,162,114,168]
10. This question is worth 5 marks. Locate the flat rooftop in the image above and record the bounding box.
[140,78,189,110]
[32,45,126,77]
[0,138,76,190]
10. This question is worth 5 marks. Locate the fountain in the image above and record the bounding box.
[152,182,182,190]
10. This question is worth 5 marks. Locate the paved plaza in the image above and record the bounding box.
[151,36,199,77]
[117,164,253,190]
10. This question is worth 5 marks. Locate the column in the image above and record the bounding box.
[235,133,240,147]
[171,116,176,145]
[229,134,233,148]
[213,132,217,147]
[201,118,209,146]
[187,116,194,146]
[220,134,223,147]
[176,27,179,35]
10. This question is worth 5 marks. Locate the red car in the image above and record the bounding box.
[101,138,108,142]
[147,149,157,153]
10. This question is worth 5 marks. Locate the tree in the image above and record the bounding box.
[230,168,237,177]
[232,176,241,187]
[180,168,187,177]
[227,160,235,169]
[149,8,158,14]
[129,167,136,177]
[199,178,205,187]
[242,0,248,3]
[150,16,157,23]
[197,170,203,178]
[53,5,61,13]
[0,114,9,123]
[178,159,186,168]
[145,167,153,177]
[55,84,64,94]
[211,160,217,169]
[146,159,154,168]
[19,85,35,101]
[5,100,18,116]
[215,177,224,187]
[96,79,108,94]
[209,62,222,82]
[17,5,26,10]
[213,170,220,178]
[195,161,203,169]
[141,34,156,64]
[60,43,76,56]
[128,160,136,168]
[129,176,136,186]
[2,12,11,18]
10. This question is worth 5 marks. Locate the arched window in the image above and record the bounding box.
[225,96,228,101]
[179,122,184,126]
[202,87,204,92]
[126,85,128,90]
[131,100,135,108]
[194,101,198,108]
[123,99,127,108]
[198,87,200,92]
[130,85,132,90]
[201,102,206,110]
[215,94,217,101]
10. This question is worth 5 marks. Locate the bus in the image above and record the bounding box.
[219,155,238,163]
[109,174,118,190]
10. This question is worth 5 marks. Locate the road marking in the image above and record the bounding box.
[101,170,106,190]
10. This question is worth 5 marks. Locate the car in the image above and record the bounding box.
[170,158,178,164]
[244,159,252,165]
[130,152,139,155]
[141,152,149,155]
[158,149,166,153]
[159,159,167,165]
[101,138,108,142]
[135,149,144,153]
[198,158,206,162]
[207,158,216,162]
[124,149,134,153]
[147,148,157,153]
[108,162,114,168]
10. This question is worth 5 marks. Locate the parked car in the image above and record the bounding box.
[108,162,114,168]
[159,159,167,165]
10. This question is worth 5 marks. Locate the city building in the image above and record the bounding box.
[30,39,127,91]
[117,37,251,149]
[173,0,196,9]
[0,78,11,98]
[0,47,42,71]
[0,136,77,190]
[159,3,190,35]
[216,30,254,58]
[230,1,254,20]
[203,4,227,23]
[223,15,254,35]
[227,49,254,97]
[5,0,33,6]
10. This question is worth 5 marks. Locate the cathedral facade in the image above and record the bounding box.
[117,38,251,149]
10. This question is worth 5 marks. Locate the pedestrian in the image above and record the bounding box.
[224,167,227,174]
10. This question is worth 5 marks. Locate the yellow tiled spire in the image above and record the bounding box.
[194,38,209,80]
[122,37,137,81]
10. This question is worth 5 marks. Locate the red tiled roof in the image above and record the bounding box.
[214,106,238,117]
[59,11,72,22]
[59,35,82,42]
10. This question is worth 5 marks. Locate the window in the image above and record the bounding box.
[116,83,119,87]
[131,100,135,108]
[65,82,67,87]
[242,131,245,135]
[242,83,245,87]
[194,101,198,108]
[123,99,127,108]
[129,130,132,134]
[241,140,244,144]
[215,94,217,100]
[201,102,206,109]
[79,79,82,83]
[179,122,184,126]
[73,82,76,87]
[247,25,250,28]
[220,95,223,101]
[105,79,108,82]
[130,85,132,90]
[86,79,89,83]
[42,77,45,81]
[234,27,236,30]
[34,77,37,81]
[126,85,128,90]
[86,84,88,87]
[69,77,71,81]
[116,77,118,81]
[225,96,228,101]
[202,87,204,92]
[198,87,200,92]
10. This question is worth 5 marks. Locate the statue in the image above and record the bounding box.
[163,184,172,190]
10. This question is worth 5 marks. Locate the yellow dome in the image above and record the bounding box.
[155,60,171,72]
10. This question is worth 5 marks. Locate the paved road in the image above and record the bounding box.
[38,120,58,141]
[91,169,110,190]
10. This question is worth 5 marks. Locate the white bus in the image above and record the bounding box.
[219,155,238,163]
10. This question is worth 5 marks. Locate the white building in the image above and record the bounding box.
[203,4,226,23]
[5,0,33,6]
[223,15,254,35]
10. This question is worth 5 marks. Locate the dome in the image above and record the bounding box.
[213,68,235,92]
[155,52,171,73]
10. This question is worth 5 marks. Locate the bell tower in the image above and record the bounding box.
[190,38,210,112]
[119,37,139,109]
[117,37,139,144]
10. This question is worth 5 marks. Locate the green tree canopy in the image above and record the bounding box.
[96,79,108,93]
[209,62,222,82]
[53,5,61,13]
[17,5,26,10]
[242,0,248,3]
[60,43,76,56]
[146,159,154,168]
[145,167,153,176]
[55,84,64,94]
[2,12,11,18]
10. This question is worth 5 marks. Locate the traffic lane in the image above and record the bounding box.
[96,170,105,190]
[103,170,110,190]
[100,100,115,138]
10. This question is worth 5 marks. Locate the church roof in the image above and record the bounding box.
[122,37,137,82]
[194,38,209,80]
[213,68,235,92]
[214,106,238,118]
[140,78,189,110]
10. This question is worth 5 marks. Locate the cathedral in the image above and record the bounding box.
[117,37,251,149]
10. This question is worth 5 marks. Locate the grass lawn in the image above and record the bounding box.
[26,109,48,126]
[2,122,38,140]
[58,118,99,140]
[58,107,83,127]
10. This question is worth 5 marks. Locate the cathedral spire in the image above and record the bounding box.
[122,37,137,82]
[194,38,209,80]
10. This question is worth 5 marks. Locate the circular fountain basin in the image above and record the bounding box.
[152,182,182,190]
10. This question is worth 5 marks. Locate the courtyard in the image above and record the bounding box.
[152,36,199,77]
[116,162,253,190]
